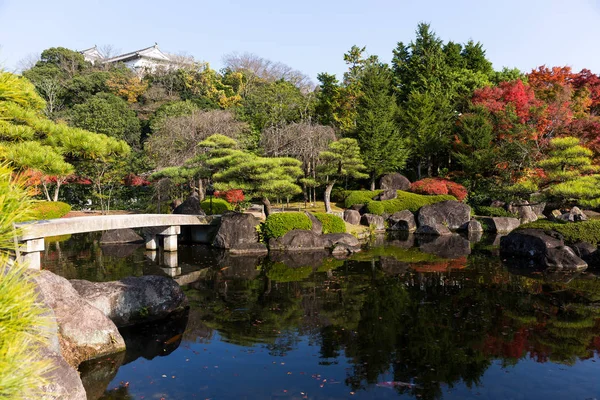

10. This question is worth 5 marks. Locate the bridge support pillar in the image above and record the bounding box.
[145,237,158,250]
[159,226,180,252]
[18,238,45,270]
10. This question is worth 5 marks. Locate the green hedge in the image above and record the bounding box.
[29,201,71,220]
[200,198,232,215]
[344,190,455,214]
[263,212,312,240]
[519,219,600,244]
[313,213,346,234]
[475,206,518,218]
[365,201,385,215]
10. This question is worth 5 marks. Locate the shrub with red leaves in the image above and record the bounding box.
[123,174,151,186]
[410,178,468,201]
[215,189,244,205]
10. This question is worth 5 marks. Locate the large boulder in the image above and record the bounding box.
[508,201,537,224]
[269,229,327,251]
[36,345,87,400]
[100,228,143,244]
[467,219,483,233]
[71,275,188,328]
[173,192,205,215]
[305,211,323,234]
[417,201,471,231]
[30,271,125,368]
[571,242,600,266]
[500,229,587,271]
[373,189,397,201]
[343,209,361,225]
[415,223,451,236]
[379,173,411,191]
[388,210,416,232]
[360,214,385,231]
[530,202,546,218]
[479,217,520,233]
[544,246,589,271]
[212,211,267,255]
[323,233,360,249]
[557,206,588,222]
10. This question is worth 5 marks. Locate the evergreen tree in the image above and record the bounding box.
[355,62,410,189]
[317,138,367,213]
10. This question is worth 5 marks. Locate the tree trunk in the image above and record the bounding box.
[324,182,335,213]
[417,163,422,180]
[198,178,205,201]
[262,197,272,218]
[370,175,376,191]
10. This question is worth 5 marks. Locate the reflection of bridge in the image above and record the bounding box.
[15,214,218,269]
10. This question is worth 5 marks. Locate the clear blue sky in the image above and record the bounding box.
[1,0,600,82]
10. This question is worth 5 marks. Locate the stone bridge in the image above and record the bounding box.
[14,214,218,269]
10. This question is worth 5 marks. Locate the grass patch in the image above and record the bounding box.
[519,219,600,244]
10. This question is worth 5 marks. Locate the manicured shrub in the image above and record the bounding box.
[520,219,600,244]
[475,206,518,218]
[200,198,233,215]
[29,201,71,220]
[380,192,456,213]
[344,190,455,213]
[312,213,346,234]
[411,178,468,201]
[262,212,312,240]
[365,201,385,216]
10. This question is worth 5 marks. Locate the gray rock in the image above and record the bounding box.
[551,209,563,220]
[228,242,268,255]
[100,228,143,244]
[373,189,397,201]
[500,229,563,259]
[212,212,265,253]
[415,224,452,236]
[379,172,411,191]
[71,275,188,327]
[417,201,471,231]
[571,242,600,266]
[173,192,205,215]
[467,219,483,233]
[507,200,529,215]
[331,243,361,256]
[30,271,125,368]
[343,209,361,225]
[388,210,416,232]
[35,345,87,400]
[349,204,365,213]
[584,209,600,219]
[419,234,471,259]
[269,229,327,251]
[544,246,588,271]
[530,202,546,218]
[518,206,538,224]
[487,217,521,233]
[360,213,385,231]
[305,212,323,234]
[557,206,588,222]
[491,200,506,208]
[323,233,360,248]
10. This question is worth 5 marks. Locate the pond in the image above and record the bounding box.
[43,233,600,399]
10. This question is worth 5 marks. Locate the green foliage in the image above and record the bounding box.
[520,219,600,244]
[547,175,600,208]
[344,190,455,213]
[312,213,346,234]
[29,201,71,220]
[474,206,517,218]
[149,100,199,133]
[365,200,385,215]
[262,212,312,240]
[539,137,598,182]
[70,92,141,147]
[0,164,53,398]
[200,198,232,215]
[355,61,410,182]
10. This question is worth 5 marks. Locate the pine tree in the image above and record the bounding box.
[317,138,368,213]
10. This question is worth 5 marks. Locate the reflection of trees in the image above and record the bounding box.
[189,250,600,400]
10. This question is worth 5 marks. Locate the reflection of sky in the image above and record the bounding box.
[104,332,600,400]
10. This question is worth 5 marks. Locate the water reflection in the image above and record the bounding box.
[44,234,600,399]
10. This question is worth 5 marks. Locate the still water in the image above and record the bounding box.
[43,233,600,399]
